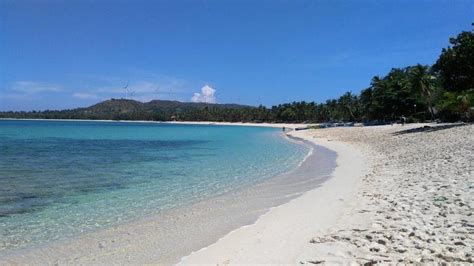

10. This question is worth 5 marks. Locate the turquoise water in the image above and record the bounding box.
[0,120,310,251]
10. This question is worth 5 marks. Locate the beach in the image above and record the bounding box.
[1,122,472,264]
[182,122,473,264]
[3,0,472,264]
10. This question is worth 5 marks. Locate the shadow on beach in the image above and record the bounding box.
[392,123,469,136]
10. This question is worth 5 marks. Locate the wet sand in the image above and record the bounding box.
[180,127,368,264]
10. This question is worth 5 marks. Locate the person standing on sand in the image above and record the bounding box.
[401,116,406,126]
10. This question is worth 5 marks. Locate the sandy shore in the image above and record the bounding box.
[0,118,300,129]
[182,122,473,264]
[180,129,368,264]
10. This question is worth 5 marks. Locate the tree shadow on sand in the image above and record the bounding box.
[392,123,469,136]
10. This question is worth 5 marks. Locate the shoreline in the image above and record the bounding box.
[0,117,304,129]
[3,120,468,263]
[0,124,335,264]
[179,129,369,264]
[179,123,472,264]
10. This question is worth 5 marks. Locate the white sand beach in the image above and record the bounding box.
[181,123,473,264]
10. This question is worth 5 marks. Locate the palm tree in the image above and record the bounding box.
[338,92,358,121]
[456,89,474,120]
[409,64,436,120]
[370,76,394,120]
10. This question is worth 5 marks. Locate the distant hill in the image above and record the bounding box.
[0,99,259,122]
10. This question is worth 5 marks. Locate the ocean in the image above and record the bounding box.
[0,120,311,251]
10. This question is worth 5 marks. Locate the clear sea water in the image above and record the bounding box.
[0,120,310,251]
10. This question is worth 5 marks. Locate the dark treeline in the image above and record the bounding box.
[1,27,473,123]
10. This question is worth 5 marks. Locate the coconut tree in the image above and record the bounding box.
[337,91,359,121]
[456,89,474,120]
[370,76,396,120]
[409,64,436,120]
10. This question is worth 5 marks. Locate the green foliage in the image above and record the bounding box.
[407,64,438,119]
[433,29,474,92]
[437,89,474,121]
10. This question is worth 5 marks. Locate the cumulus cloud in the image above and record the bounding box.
[72,92,99,99]
[191,85,216,103]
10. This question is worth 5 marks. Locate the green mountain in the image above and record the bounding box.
[0,99,258,122]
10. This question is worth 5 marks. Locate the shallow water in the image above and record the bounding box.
[0,120,310,251]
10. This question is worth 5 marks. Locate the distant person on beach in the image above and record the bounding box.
[282,127,286,132]
[401,116,406,126]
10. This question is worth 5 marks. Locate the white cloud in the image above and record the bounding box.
[191,85,216,103]
[3,74,190,105]
[95,80,188,102]
[11,81,62,94]
[72,92,99,99]
[0,81,63,100]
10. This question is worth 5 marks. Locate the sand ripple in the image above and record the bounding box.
[303,123,473,264]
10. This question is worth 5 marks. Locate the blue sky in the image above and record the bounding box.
[1,0,473,111]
